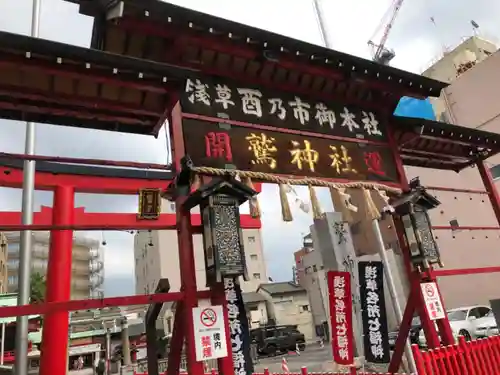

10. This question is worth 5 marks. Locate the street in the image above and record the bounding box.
[252,344,398,374]
[254,344,333,373]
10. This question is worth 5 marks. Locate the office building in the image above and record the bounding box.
[134,200,268,296]
[408,44,500,309]
[6,232,104,299]
[422,35,497,121]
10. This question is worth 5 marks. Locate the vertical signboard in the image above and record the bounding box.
[421,282,445,320]
[224,278,254,375]
[137,189,161,220]
[327,271,354,365]
[358,261,390,363]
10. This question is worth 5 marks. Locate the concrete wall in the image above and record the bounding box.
[422,36,497,121]
[300,250,327,328]
[246,300,268,329]
[259,289,315,342]
[406,46,500,309]
[134,200,268,296]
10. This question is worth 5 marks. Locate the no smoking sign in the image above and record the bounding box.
[200,308,217,327]
[421,282,445,321]
[424,284,435,298]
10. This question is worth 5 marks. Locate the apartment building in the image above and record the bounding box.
[134,199,268,296]
[294,218,408,340]
[422,36,497,121]
[407,45,500,309]
[257,282,315,342]
[6,232,104,299]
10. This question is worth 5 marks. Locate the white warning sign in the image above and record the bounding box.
[193,305,228,361]
[421,282,445,321]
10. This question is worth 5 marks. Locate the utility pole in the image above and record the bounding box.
[372,219,417,374]
[14,0,41,374]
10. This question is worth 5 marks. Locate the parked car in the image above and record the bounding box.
[388,316,423,350]
[419,305,492,345]
[474,310,499,338]
[250,325,306,356]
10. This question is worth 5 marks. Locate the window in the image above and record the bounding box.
[8,275,17,285]
[250,254,258,261]
[8,243,19,254]
[490,164,500,180]
[476,306,491,318]
[449,219,459,229]
[248,236,256,243]
[448,309,467,321]
[301,305,309,312]
[468,308,480,319]
[265,329,276,338]
[253,273,261,279]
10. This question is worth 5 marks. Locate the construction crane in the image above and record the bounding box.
[367,0,405,65]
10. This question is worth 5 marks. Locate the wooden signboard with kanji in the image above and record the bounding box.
[182,118,398,183]
[179,76,398,184]
[138,189,161,220]
[181,77,387,142]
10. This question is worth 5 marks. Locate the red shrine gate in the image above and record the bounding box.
[0,1,500,375]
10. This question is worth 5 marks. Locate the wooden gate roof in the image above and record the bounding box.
[66,0,446,112]
[0,0,497,172]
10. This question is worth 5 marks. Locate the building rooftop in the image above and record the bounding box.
[242,292,267,304]
[258,282,305,295]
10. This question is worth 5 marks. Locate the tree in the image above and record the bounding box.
[30,272,46,304]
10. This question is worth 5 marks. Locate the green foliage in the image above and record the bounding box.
[30,272,46,304]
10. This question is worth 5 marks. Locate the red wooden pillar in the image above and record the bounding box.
[170,102,205,375]
[211,282,234,375]
[39,185,75,375]
[386,123,452,349]
[477,161,500,225]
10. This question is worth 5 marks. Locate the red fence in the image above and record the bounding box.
[261,368,408,375]
[413,335,500,375]
[134,335,500,375]
[135,366,408,375]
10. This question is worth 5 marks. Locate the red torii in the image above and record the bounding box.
[0,159,261,368]
[0,205,261,231]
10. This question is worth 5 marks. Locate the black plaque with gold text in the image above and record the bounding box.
[138,189,161,220]
[181,77,387,142]
[182,119,398,183]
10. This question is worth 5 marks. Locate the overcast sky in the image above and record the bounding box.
[0,0,499,297]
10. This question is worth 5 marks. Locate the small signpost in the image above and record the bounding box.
[137,188,161,220]
[193,305,228,361]
[421,282,445,320]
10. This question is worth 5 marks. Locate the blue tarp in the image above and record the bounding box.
[393,96,436,121]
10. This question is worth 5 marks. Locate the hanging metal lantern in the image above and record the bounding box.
[392,178,442,268]
[184,176,257,286]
